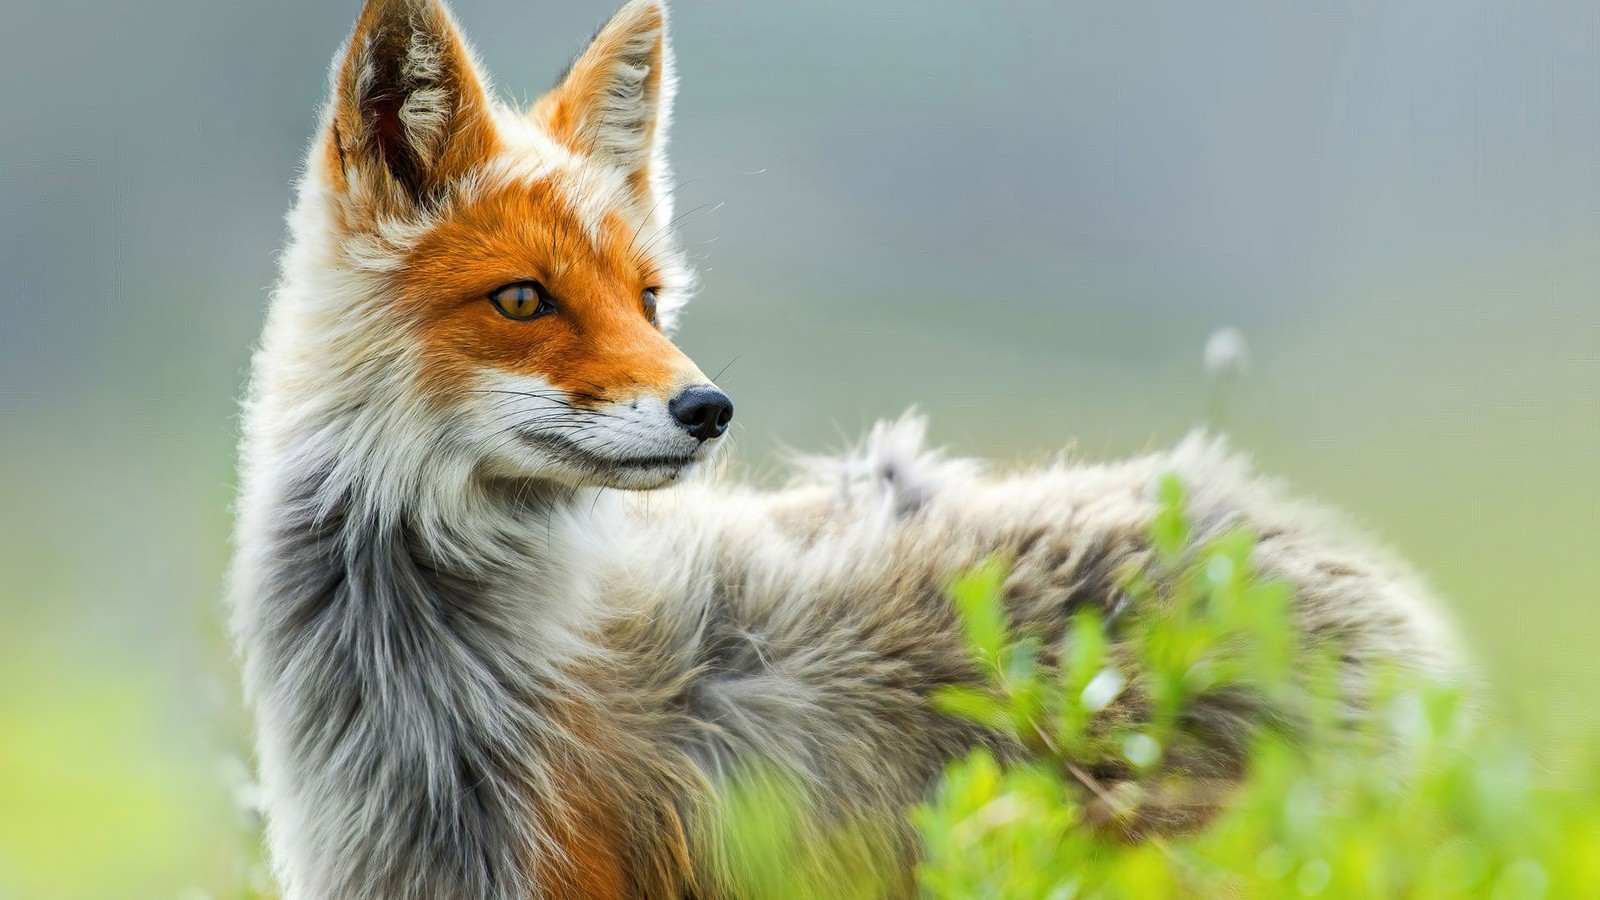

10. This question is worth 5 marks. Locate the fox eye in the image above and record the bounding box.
[489,281,555,321]
[642,287,660,326]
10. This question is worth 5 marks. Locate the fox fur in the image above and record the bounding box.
[229,0,1464,897]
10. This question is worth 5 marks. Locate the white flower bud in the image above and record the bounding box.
[1204,327,1250,379]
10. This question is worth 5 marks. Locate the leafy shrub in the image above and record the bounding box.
[919,474,1600,898]
[717,474,1600,898]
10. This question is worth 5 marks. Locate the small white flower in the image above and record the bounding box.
[1080,668,1126,713]
[1204,327,1251,379]
[1122,732,1161,769]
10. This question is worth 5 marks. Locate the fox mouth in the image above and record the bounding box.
[515,431,700,477]
[604,452,700,470]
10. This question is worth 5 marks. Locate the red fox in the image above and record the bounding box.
[230,1,1463,896]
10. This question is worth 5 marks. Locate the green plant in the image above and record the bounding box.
[713,474,1600,898]
[918,475,1600,898]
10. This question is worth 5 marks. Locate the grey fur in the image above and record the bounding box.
[239,468,551,898]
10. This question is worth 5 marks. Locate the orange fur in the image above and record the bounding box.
[397,180,698,402]
[535,696,696,898]
[535,769,631,899]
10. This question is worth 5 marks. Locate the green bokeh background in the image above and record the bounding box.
[1,0,1594,896]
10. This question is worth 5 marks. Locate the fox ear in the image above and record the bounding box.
[325,0,497,206]
[534,0,674,211]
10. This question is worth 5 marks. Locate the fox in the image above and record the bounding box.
[229,0,1465,897]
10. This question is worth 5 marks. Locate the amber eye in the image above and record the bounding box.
[642,287,660,326]
[489,281,555,321]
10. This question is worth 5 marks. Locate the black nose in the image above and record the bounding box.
[668,385,733,442]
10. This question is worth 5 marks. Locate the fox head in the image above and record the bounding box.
[259,0,728,496]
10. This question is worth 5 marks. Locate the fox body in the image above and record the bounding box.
[230,1,1462,897]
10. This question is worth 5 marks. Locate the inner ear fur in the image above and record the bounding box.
[326,0,498,208]
[533,0,674,209]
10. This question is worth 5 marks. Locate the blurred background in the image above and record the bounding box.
[2,0,1594,895]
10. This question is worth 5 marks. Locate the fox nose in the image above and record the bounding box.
[668,386,733,442]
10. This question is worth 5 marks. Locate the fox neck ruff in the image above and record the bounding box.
[232,402,649,898]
